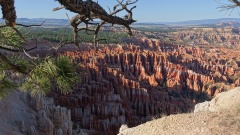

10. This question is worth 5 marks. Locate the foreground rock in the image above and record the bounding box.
[118,87,240,135]
[194,87,240,113]
[0,91,72,135]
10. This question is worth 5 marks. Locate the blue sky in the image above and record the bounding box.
[14,0,240,22]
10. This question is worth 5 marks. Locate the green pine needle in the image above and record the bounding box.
[0,73,17,99]
[20,55,79,96]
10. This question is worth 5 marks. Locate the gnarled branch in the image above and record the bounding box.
[54,0,138,50]
[216,0,240,13]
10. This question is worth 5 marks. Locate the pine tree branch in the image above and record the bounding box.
[0,52,27,74]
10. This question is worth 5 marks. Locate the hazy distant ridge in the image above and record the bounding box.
[0,18,240,26]
[0,18,69,26]
[158,18,240,26]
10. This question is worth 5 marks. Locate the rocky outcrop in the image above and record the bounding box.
[194,87,240,113]
[0,91,72,135]
[38,110,54,134]
[30,94,44,111]
[118,87,240,135]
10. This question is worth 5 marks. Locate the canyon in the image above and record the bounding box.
[33,34,240,134]
[1,0,240,133]
[1,25,240,134]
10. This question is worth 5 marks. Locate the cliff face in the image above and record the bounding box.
[47,38,240,134]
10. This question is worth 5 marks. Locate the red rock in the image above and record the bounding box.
[32,38,240,134]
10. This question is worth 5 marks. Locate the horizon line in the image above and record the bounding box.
[8,17,240,23]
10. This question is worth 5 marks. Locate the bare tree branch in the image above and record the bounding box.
[23,27,32,36]
[16,20,47,27]
[232,0,240,6]
[216,0,240,13]
[23,49,38,60]
[52,5,65,11]
[47,40,74,51]
[94,21,105,51]
[54,0,138,50]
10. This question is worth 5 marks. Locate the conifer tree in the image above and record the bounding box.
[0,0,79,97]
[0,0,139,98]
[0,26,79,97]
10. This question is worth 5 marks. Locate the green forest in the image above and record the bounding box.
[19,27,129,44]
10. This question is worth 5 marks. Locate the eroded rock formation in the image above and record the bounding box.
[43,37,240,134]
[21,35,240,134]
[0,91,72,135]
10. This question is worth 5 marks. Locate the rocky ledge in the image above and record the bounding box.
[118,87,240,135]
